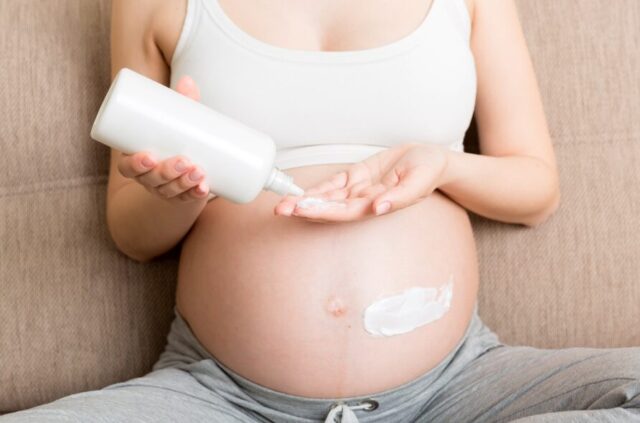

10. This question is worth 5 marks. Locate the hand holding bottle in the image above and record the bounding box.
[92,68,301,203]
[115,76,213,203]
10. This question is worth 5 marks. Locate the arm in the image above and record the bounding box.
[106,0,207,262]
[437,0,560,228]
[437,151,560,227]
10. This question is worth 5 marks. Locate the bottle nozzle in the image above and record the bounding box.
[287,183,305,197]
[265,167,305,197]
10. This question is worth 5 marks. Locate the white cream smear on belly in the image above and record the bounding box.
[295,196,347,210]
[363,273,454,337]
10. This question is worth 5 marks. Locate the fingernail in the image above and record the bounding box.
[189,169,203,181]
[183,76,194,87]
[175,160,187,172]
[142,156,156,168]
[196,183,207,194]
[375,202,391,215]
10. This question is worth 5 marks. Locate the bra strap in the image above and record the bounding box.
[446,0,473,42]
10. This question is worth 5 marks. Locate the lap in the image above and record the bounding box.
[419,344,640,423]
[0,367,254,423]
[5,305,639,423]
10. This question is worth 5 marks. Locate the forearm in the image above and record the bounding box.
[106,181,208,262]
[437,150,560,227]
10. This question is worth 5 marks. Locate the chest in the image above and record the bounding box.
[168,0,476,150]
[215,0,438,52]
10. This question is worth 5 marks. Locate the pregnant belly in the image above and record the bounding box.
[176,162,479,399]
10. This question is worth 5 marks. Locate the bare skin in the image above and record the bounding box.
[108,0,558,398]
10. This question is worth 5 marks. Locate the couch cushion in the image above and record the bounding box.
[474,140,640,348]
[468,0,640,348]
[0,0,178,413]
[0,185,178,412]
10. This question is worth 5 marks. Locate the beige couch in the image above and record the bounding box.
[1,0,639,415]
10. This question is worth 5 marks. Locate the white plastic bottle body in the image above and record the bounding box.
[90,68,302,203]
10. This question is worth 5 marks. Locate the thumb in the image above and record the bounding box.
[175,75,201,101]
[372,166,430,215]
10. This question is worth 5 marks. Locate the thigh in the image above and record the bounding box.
[417,344,640,423]
[0,368,255,423]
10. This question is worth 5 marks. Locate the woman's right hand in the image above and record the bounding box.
[116,75,213,204]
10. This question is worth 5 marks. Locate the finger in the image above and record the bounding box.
[292,190,346,205]
[291,197,371,223]
[303,171,349,196]
[379,165,402,188]
[347,179,373,198]
[357,183,388,199]
[118,151,157,178]
[155,165,205,198]
[275,194,328,217]
[136,155,192,188]
[177,181,210,202]
[304,183,353,203]
[274,198,297,216]
[175,75,201,101]
[273,190,308,216]
[292,203,369,223]
[372,165,433,214]
[275,189,349,217]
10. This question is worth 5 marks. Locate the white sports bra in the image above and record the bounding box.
[170,0,476,171]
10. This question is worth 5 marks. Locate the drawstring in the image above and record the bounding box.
[324,401,375,423]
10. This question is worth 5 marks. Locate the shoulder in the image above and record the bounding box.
[111,0,160,35]
[465,0,475,26]
[151,0,189,66]
[112,0,188,68]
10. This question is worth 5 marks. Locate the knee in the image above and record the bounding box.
[592,348,640,381]
[0,405,81,422]
[587,348,640,408]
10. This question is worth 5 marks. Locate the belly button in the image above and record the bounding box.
[326,296,347,317]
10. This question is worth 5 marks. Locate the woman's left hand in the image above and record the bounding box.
[274,143,450,223]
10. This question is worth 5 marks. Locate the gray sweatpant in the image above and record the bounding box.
[2,305,639,422]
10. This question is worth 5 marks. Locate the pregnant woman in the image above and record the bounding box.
[4,0,639,422]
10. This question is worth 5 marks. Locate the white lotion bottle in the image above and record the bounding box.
[90,67,304,203]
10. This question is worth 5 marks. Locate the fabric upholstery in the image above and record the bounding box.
[0,0,638,414]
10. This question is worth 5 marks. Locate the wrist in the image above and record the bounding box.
[436,147,460,189]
